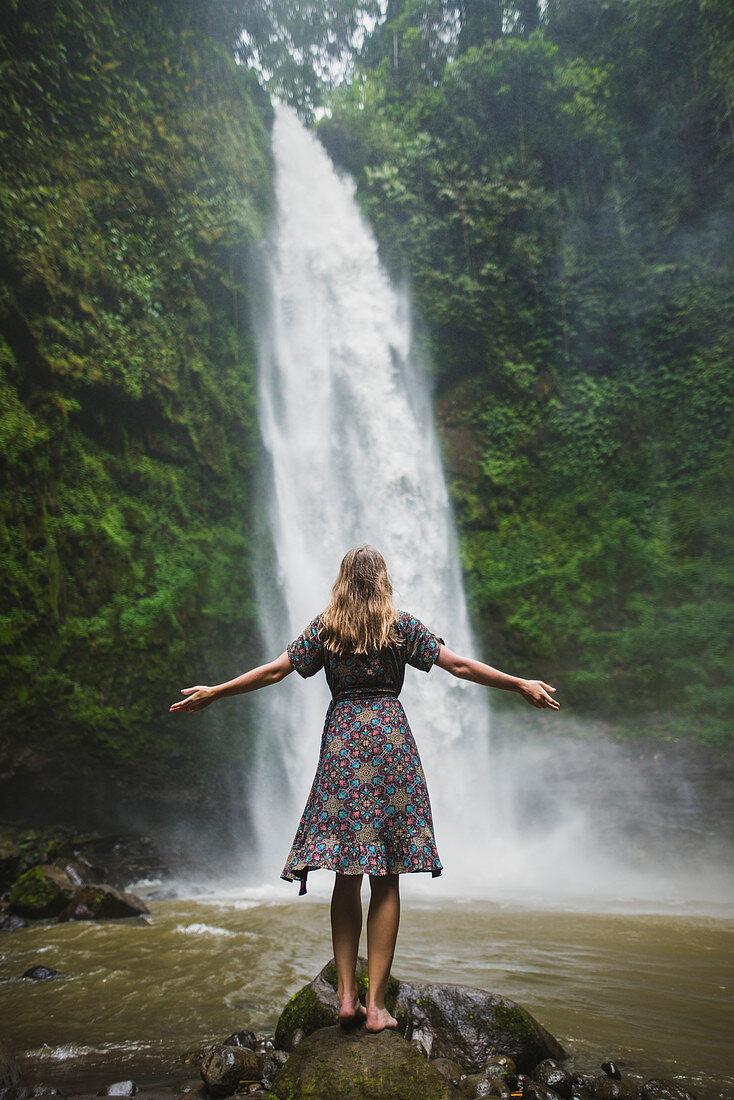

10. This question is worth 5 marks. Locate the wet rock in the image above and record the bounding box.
[523,1080,565,1100]
[0,912,28,932]
[180,1044,213,1068]
[8,866,78,918]
[273,957,379,1051]
[0,1087,34,1100]
[569,1075,597,1100]
[592,1075,641,1099]
[31,1086,64,1095]
[640,1083,698,1100]
[51,857,106,887]
[458,1073,510,1098]
[430,1057,464,1084]
[260,1054,281,1082]
[96,1083,137,1097]
[61,830,170,890]
[483,1056,517,1093]
[458,1075,489,1098]
[56,884,149,921]
[200,1044,264,1097]
[483,1056,517,1078]
[21,966,62,981]
[534,1059,572,1098]
[274,956,565,1075]
[0,1037,21,1089]
[602,1063,622,1081]
[269,1025,459,1099]
[271,1051,289,1068]
[222,1031,258,1050]
[484,1080,511,1099]
[394,978,565,1073]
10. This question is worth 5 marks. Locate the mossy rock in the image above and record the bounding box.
[56,883,150,921]
[200,1044,265,1098]
[395,979,566,1073]
[274,956,399,1052]
[274,959,563,1078]
[0,826,76,894]
[8,865,77,918]
[269,1025,460,1100]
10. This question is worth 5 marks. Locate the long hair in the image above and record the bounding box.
[320,546,399,654]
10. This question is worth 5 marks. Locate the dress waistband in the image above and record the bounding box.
[331,687,400,702]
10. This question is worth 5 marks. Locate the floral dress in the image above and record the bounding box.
[281,610,445,895]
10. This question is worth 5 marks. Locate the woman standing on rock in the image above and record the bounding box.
[170,545,559,1034]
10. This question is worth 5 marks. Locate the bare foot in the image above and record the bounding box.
[338,992,367,1027]
[365,1005,398,1032]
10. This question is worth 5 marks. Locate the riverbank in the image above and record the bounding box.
[2,868,733,1100]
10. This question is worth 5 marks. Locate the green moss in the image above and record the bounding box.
[9,866,60,913]
[320,8,734,743]
[492,1003,538,1044]
[0,1,273,787]
[274,986,338,1050]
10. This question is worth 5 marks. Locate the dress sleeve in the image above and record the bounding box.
[401,612,444,672]
[287,616,325,678]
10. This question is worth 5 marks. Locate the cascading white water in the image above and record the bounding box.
[249,105,498,893]
[246,106,734,909]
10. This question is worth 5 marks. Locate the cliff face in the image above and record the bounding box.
[0,0,273,835]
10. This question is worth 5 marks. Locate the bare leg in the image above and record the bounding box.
[330,873,366,1025]
[365,873,400,1032]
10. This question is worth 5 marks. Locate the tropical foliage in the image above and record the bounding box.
[0,0,272,779]
[319,0,734,740]
[1,0,732,817]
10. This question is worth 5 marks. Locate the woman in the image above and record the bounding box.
[170,546,559,1034]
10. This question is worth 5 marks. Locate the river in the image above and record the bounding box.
[2,879,732,1099]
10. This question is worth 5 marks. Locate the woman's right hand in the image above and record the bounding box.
[169,686,217,713]
[517,679,560,710]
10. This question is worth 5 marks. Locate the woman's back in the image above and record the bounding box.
[287,610,443,700]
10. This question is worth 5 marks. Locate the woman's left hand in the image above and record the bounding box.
[169,686,216,713]
[518,680,560,710]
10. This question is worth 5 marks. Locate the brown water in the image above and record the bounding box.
[2,884,733,1098]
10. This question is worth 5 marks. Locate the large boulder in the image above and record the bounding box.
[274,958,564,1075]
[8,866,77,918]
[56,884,149,921]
[275,958,397,1051]
[269,1025,460,1100]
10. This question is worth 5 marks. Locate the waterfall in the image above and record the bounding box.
[248,105,497,893]
[245,107,733,910]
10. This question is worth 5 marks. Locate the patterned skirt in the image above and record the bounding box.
[280,694,443,894]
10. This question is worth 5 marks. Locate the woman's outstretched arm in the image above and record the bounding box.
[169,651,294,714]
[435,645,559,710]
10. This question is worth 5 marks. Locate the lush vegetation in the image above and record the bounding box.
[1,0,731,831]
[0,0,272,784]
[318,0,734,741]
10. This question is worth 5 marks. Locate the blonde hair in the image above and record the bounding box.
[320,546,399,654]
